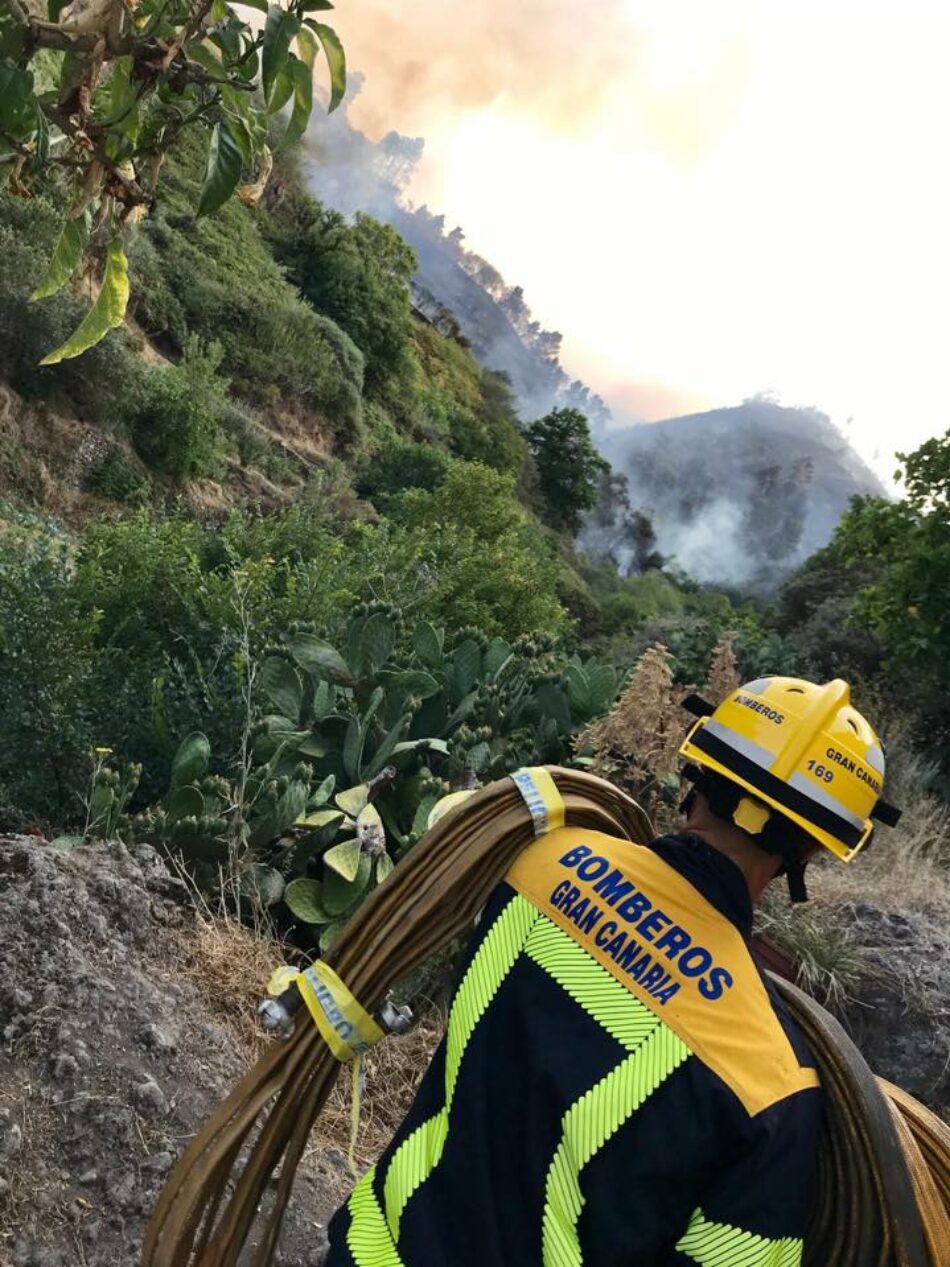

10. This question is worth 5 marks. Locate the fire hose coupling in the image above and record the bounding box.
[258,963,414,1047]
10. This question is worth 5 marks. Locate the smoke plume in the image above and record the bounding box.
[331,0,634,139]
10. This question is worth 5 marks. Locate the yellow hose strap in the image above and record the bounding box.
[511,766,566,836]
[298,960,385,1061]
[266,961,384,1062]
[268,960,383,1172]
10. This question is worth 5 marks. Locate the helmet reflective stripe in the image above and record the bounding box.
[739,677,773,696]
[786,772,865,831]
[703,719,775,773]
[865,744,885,776]
[679,675,897,863]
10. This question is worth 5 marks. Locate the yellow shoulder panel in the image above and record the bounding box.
[506,827,819,1117]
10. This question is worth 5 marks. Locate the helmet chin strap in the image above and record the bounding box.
[783,860,809,904]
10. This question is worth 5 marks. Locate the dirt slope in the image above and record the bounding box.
[0,836,349,1267]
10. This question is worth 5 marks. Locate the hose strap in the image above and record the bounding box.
[274,960,384,1062]
[511,766,566,836]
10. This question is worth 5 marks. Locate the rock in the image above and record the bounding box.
[51,1053,80,1079]
[132,1079,167,1116]
[137,1023,175,1052]
[3,1121,23,1157]
[305,1231,331,1265]
[140,1150,173,1175]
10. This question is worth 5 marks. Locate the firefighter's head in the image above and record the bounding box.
[677,676,901,901]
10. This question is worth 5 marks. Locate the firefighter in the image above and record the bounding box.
[326,676,900,1267]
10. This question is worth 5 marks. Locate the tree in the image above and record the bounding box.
[525,406,609,536]
[264,190,416,395]
[832,430,950,774]
[0,0,346,362]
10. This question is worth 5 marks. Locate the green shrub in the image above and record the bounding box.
[263,190,415,399]
[389,462,569,638]
[88,449,151,503]
[408,325,527,474]
[525,407,609,535]
[218,401,271,469]
[357,438,452,506]
[0,527,100,827]
[117,340,227,479]
[123,607,618,941]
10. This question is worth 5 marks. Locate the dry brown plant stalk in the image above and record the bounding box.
[578,644,685,821]
[706,632,741,705]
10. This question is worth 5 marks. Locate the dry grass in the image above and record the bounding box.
[168,908,288,1056]
[705,633,741,705]
[579,644,686,823]
[758,717,950,1011]
[578,636,740,827]
[814,716,950,919]
[757,893,873,1009]
[0,1077,59,1248]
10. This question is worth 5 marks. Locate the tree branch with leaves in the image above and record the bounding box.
[0,0,346,362]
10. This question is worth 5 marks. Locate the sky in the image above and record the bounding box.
[329,0,950,481]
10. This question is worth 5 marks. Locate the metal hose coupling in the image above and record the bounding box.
[257,976,414,1040]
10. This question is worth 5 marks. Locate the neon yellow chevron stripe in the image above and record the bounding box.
[525,916,661,1051]
[542,1021,690,1267]
[382,894,540,1241]
[675,1208,803,1267]
[346,1168,405,1267]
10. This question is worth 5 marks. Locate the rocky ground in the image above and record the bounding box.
[0,836,354,1267]
[840,901,950,1115]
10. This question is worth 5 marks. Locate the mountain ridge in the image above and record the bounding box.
[589,399,885,590]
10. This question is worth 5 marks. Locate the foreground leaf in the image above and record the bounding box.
[30,214,89,301]
[296,24,318,68]
[307,20,345,111]
[284,877,333,923]
[165,785,205,821]
[241,864,285,907]
[295,807,345,830]
[260,656,304,722]
[335,784,368,817]
[287,632,353,683]
[320,919,345,952]
[39,237,129,365]
[263,4,300,106]
[324,852,371,914]
[198,120,245,216]
[283,56,314,148]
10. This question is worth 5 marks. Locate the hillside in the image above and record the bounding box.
[593,400,885,590]
[301,87,610,428]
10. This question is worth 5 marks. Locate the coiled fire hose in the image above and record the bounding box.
[144,767,950,1267]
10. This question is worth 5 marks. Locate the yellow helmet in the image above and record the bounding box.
[680,676,900,863]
